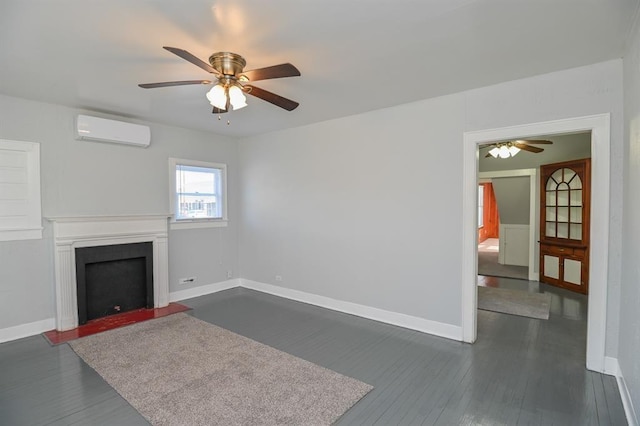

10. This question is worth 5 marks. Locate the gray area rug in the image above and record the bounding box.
[478,286,552,320]
[69,313,373,425]
[478,251,528,280]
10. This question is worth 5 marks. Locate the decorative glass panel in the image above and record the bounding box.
[569,174,582,190]
[557,223,569,238]
[546,191,556,206]
[557,207,568,222]
[570,207,582,223]
[545,222,556,237]
[563,169,576,182]
[543,165,585,243]
[557,191,569,206]
[546,207,556,221]
[570,190,582,206]
[570,224,582,240]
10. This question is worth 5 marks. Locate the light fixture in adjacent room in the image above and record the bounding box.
[483,139,552,159]
[488,142,520,159]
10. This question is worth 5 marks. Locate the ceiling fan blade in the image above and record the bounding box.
[241,63,300,81]
[515,142,544,153]
[163,46,220,76]
[485,152,493,158]
[244,85,299,111]
[212,107,227,114]
[138,80,212,89]
[514,139,553,145]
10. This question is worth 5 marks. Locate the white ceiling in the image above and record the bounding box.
[1,0,638,137]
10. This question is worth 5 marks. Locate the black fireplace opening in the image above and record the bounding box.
[75,242,154,325]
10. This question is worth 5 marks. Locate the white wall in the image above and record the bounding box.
[238,60,623,348]
[621,15,640,422]
[239,95,465,326]
[0,94,238,330]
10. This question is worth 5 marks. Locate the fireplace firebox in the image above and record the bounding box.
[75,242,154,324]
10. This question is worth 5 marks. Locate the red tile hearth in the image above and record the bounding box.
[43,303,191,345]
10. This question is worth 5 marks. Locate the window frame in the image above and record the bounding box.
[477,184,484,229]
[0,139,42,241]
[169,157,228,230]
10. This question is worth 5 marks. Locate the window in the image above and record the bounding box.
[478,185,484,229]
[0,139,42,241]
[169,158,227,229]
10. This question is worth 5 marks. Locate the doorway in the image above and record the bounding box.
[461,114,610,372]
[477,169,538,281]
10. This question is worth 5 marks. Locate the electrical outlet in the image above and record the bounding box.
[179,277,196,285]
[227,270,233,279]
[275,275,282,282]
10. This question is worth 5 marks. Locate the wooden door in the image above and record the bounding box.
[539,159,590,294]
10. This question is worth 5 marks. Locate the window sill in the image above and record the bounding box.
[169,220,228,230]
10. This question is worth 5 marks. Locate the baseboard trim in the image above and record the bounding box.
[0,318,56,343]
[169,278,240,302]
[241,279,463,341]
[603,356,619,376]
[617,361,639,426]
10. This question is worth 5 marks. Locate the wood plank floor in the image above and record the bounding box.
[0,279,627,425]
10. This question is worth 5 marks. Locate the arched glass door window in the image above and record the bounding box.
[545,168,582,240]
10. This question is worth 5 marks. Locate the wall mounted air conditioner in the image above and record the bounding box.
[76,114,151,148]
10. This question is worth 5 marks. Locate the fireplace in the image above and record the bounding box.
[48,215,170,331]
[76,242,154,324]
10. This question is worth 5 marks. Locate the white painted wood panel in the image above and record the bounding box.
[564,258,582,285]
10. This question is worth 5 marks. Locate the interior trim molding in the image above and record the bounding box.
[0,318,55,344]
[240,279,463,341]
[609,358,639,426]
[462,113,611,374]
[169,279,240,303]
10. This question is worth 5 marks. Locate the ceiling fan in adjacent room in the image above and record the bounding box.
[139,47,301,114]
[481,139,553,159]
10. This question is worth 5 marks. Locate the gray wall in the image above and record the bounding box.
[491,177,530,225]
[238,59,623,344]
[621,15,640,419]
[0,94,238,329]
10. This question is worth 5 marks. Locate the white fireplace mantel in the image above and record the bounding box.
[48,215,170,331]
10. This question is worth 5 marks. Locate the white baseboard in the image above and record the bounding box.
[604,356,619,376]
[0,318,55,343]
[618,361,639,426]
[603,356,638,426]
[241,279,463,341]
[169,278,240,302]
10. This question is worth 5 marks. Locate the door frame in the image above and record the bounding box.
[479,169,538,281]
[461,114,610,373]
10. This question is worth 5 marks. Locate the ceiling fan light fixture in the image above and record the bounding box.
[498,145,511,159]
[488,147,500,158]
[508,145,520,157]
[206,84,227,110]
[228,84,247,110]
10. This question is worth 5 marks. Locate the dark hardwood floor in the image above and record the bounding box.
[0,278,626,425]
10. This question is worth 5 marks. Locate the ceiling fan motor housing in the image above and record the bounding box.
[209,52,246,76]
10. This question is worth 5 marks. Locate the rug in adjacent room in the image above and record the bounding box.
[478,286,552,320]
[69,312,373,425]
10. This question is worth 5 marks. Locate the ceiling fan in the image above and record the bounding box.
[481,139,553,158]
[139,47,300,114]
